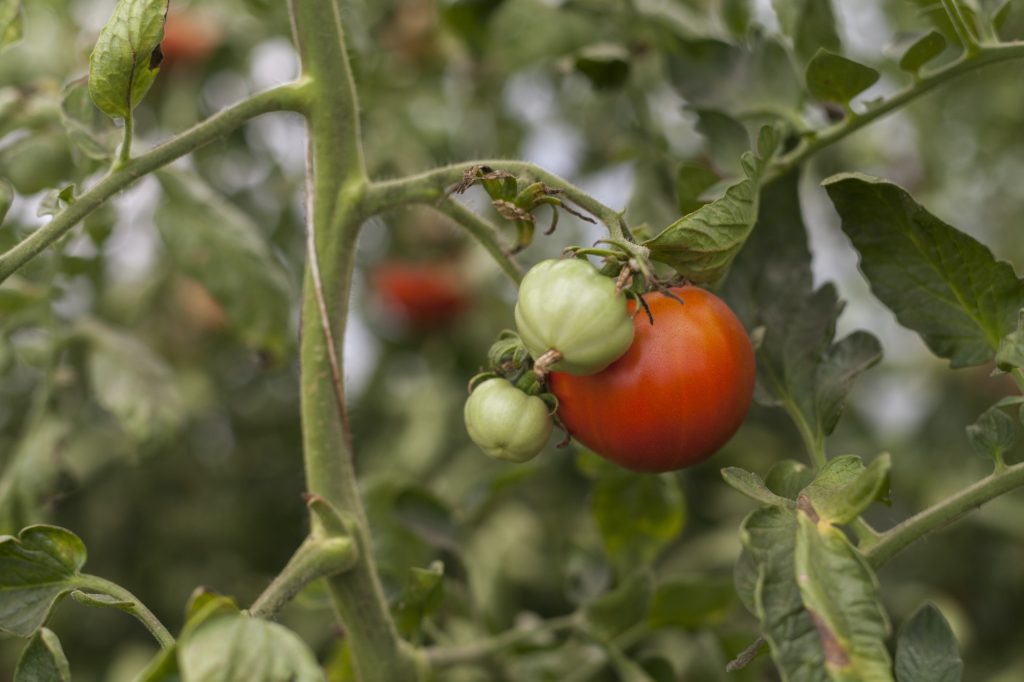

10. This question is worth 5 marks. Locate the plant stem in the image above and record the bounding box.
[288,0,420,679]
[0,82,308,285]
[74,574,175,649]
[248,535,358,620]
[426,613,580,667]
[865,461,1024,568]
[115,110,133,169]
[434,199,523,284]
[766,41,1024,184]
[941,0,979,55]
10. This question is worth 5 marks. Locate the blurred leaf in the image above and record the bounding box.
[894,603,963,682]
[393,487,459,552]
[0,0,21,51]
[88,0,167,119]
[772,0,841,63]
[993,1,1013,32]
[740,506,826,680]
[80,320,186,442]
[966,405,1016,464]
[765,460,815,500]
[904,0,981,46]
[0,178,11,224]
[0,417,70,534]
[793,512,892,680]
[733,550,757,615]
[0,133,74,195]
[824,173,1024,368]
[693,108,749,176]
[0,525,86,637]
[995,315,1024,370]
[61,77,118,160]
[898,31,948,75]
[391,561,445,640]
[178,613,324,681]
[675,161,720,215]
[801,454,892,524]
[184,587,240,624]
[806,50,880,106]
[721,467,794,507]
[592,472,684,571]
[646,126,778,283]
[648,576,735,629]
[155,170,294,361]
[608,646,658,682]
[14,627,70,682]
[574,43,631,89]
[584,570,652,641]
[134,646,179,682]
[37,185,75,218]
[442,0,506,53]
[721,0,751,36]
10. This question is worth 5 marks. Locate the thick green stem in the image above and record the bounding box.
[0,82,307,284]
[115,110,133,169]
[74,574,174,649]
[865,461,1024,568]
[288,1,419,679]
[248,535,358,620]
[426,613,580,668]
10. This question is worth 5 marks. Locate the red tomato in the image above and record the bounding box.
[549,286,755,473]
[372,262,470,330]
[160,11,222,67]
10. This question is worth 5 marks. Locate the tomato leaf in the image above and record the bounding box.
[155,170,294,362]
[584,570,652,641]
[904,0,981,47]
[898,31,948,76]
[721,0,751,36]
[0,0,21,51]
[995,313,1024,370]
[88,0,168,120]
[675,160,720,216]
[806,50,879,106]
[391,561,445,640]
[592,472,685,571]
[801,454,892,525]
[0,417,70,534]
[645,125,778,283]
[647,576,735,630]
[692,108,749,177]
[14,628,70,682]
[574,43,631,90]
[793,512,892,681]
[721,467,795,508]
[824,173,1024,368]
[764,460,816,500]
[771,0,841,64]
[61,77,118,161]
[966,405,1017,464]
[0,526,86,637]
[894,603,963,682]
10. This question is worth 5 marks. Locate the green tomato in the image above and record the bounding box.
[514,258,634,375]
[464,378,553,463]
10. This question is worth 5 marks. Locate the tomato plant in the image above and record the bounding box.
[464,377,552,462]
[371,261,470,331]
[550,286,755,472]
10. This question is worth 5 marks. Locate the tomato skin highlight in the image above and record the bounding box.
[549,286,755,473]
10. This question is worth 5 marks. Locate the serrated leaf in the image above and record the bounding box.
[646,131,777,283]
[996,315,1024,370]
[0,526,86,637]
[14,627,70,682]
[740,506,827,681]
[178,613,324,681]
[765,460,816,500]
[80,320,186,442]
[391,561,444,639]
[0,0,21,51]
[806,50,879,106]
[88,0,168,119]
[675,161,720,216]
[898,31,947,75]
[733,549,758,615]
[793,512,892,681]
[824,173,1024,368]
[592,472,685,571]
[894,603,962,682]
[721,467,794,507]
[801,454,892,525]
[966,405,1016,463]
[816,332,884,435]
[61,77,118,160]
[585,571,652,641]
[155,170,294,361]
[647,576,735,629]
[772,0,842,64]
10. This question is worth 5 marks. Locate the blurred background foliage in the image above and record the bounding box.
[1,0,1024,679]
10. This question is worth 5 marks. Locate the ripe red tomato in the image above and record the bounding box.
[549,286,755,473]
[160,11,222,67]
[372,262,470,330]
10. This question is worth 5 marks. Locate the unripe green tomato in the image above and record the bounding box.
[514,258,634,375]
[464,378,553,463]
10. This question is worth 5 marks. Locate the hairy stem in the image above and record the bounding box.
[74,574,175,649]
[115,110,133,169]
[248,536,358,620]
[434,199,523,284]
[426,613,580,668]
[0,82,308,284]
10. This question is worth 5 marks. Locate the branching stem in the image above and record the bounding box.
[74,574,174,649]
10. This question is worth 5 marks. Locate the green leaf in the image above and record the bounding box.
[155,170,294,361]
[14,628,70,682]
[693,108,749,176]
[894,603,963,682]
[675,161,720,216]
[87,0,168,119]
[721,467,794,507]
[391,561,445,639]
[0,0,21,51]
[801,454,892,525]
[645,127,778,283]
[721,0,752,36]
[824,173,1024,368]
[966,405,1016,464]
[574,43,631,90]
[793,512,892,681]
[0,417,71,534]
[592,472,685,571]
[80,319,186,442]
[765,460,816,500]
[995,314,1024,370]
[61,77,118,160]
[733,550,758,615]
[134,646,179,682]
[806,50,880,106]
[772,0,842,64]
[0,526,86,637]
[647,576,735,629]
[740,506,827,681]
[904,0,981,46]
[993,1,1013,33]
[898,31,948,76]
[584,571,652,641]
[37,185,75,219]
[178,613,324,681]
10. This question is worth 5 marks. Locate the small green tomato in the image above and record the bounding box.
[464,378,553,463]
[514,258,634,375]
